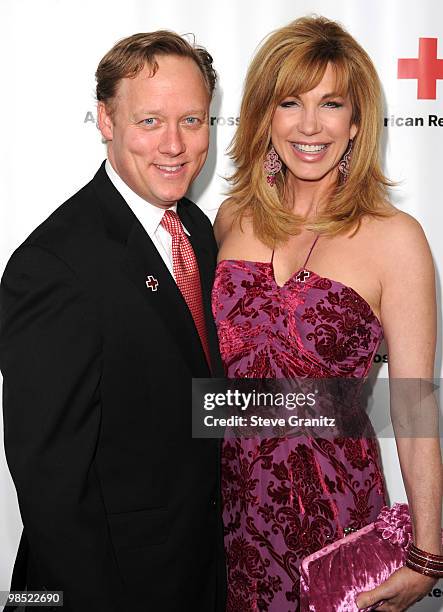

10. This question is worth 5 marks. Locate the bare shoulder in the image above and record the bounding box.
[365,207,434,279]
[213,198,237,246]
[213,198,254,246]
[371,207,430,253]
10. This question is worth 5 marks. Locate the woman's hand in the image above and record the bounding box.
[355,566,437,610]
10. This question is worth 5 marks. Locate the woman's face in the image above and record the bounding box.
[271,62,357,187]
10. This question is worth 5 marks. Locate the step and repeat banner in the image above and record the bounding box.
[0,0,442,608]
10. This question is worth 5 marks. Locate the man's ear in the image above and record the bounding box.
[97,101,114,141]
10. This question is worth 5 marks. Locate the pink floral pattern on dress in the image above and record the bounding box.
[212,259,387,611]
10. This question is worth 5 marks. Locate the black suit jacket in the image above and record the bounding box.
[0,162,226,611]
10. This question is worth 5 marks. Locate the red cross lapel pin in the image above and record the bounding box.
[146,275,159,291]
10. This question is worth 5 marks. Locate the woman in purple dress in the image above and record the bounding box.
[212,16,442,611]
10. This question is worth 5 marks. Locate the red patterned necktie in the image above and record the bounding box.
[160,209,210,368]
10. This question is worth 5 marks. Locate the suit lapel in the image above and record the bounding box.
[122,221,209,374]
[178,202,225,377]
[92,162,210,376]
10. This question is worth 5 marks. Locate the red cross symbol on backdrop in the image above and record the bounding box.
[398,38,443,99]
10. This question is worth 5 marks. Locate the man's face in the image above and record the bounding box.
[98,55,210,208]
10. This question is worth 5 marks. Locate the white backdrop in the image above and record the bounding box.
[0,0,442,608]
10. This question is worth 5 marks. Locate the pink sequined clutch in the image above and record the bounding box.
[299,503,429,612]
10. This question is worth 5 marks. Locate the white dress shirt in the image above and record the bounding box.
[105,160,190,282]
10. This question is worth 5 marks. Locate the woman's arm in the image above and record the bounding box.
[357,211,442,610]
[381,212,442,554]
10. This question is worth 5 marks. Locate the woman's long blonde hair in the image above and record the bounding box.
[228,16,393,246]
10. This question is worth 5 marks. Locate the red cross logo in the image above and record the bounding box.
[295,270,310,283]
[146,275,159,291]
[398,38,443,99]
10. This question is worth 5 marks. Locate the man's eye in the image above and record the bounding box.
[142,118,156,126]
[184,117,200,125]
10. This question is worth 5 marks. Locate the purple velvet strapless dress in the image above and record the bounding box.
[211,239,387,612]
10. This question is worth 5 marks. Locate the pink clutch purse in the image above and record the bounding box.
[299,503,439,612]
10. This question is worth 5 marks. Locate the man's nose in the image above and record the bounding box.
[158,124,186,156]
[297,108,321,136]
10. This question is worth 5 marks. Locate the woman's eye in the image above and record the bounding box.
[323,101,343,108]
[280,100,299,108]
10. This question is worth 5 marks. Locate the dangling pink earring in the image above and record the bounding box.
[264,145,282,187]
[338,139,353,183]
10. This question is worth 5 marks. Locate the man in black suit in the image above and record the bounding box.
[0,31,225,611]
